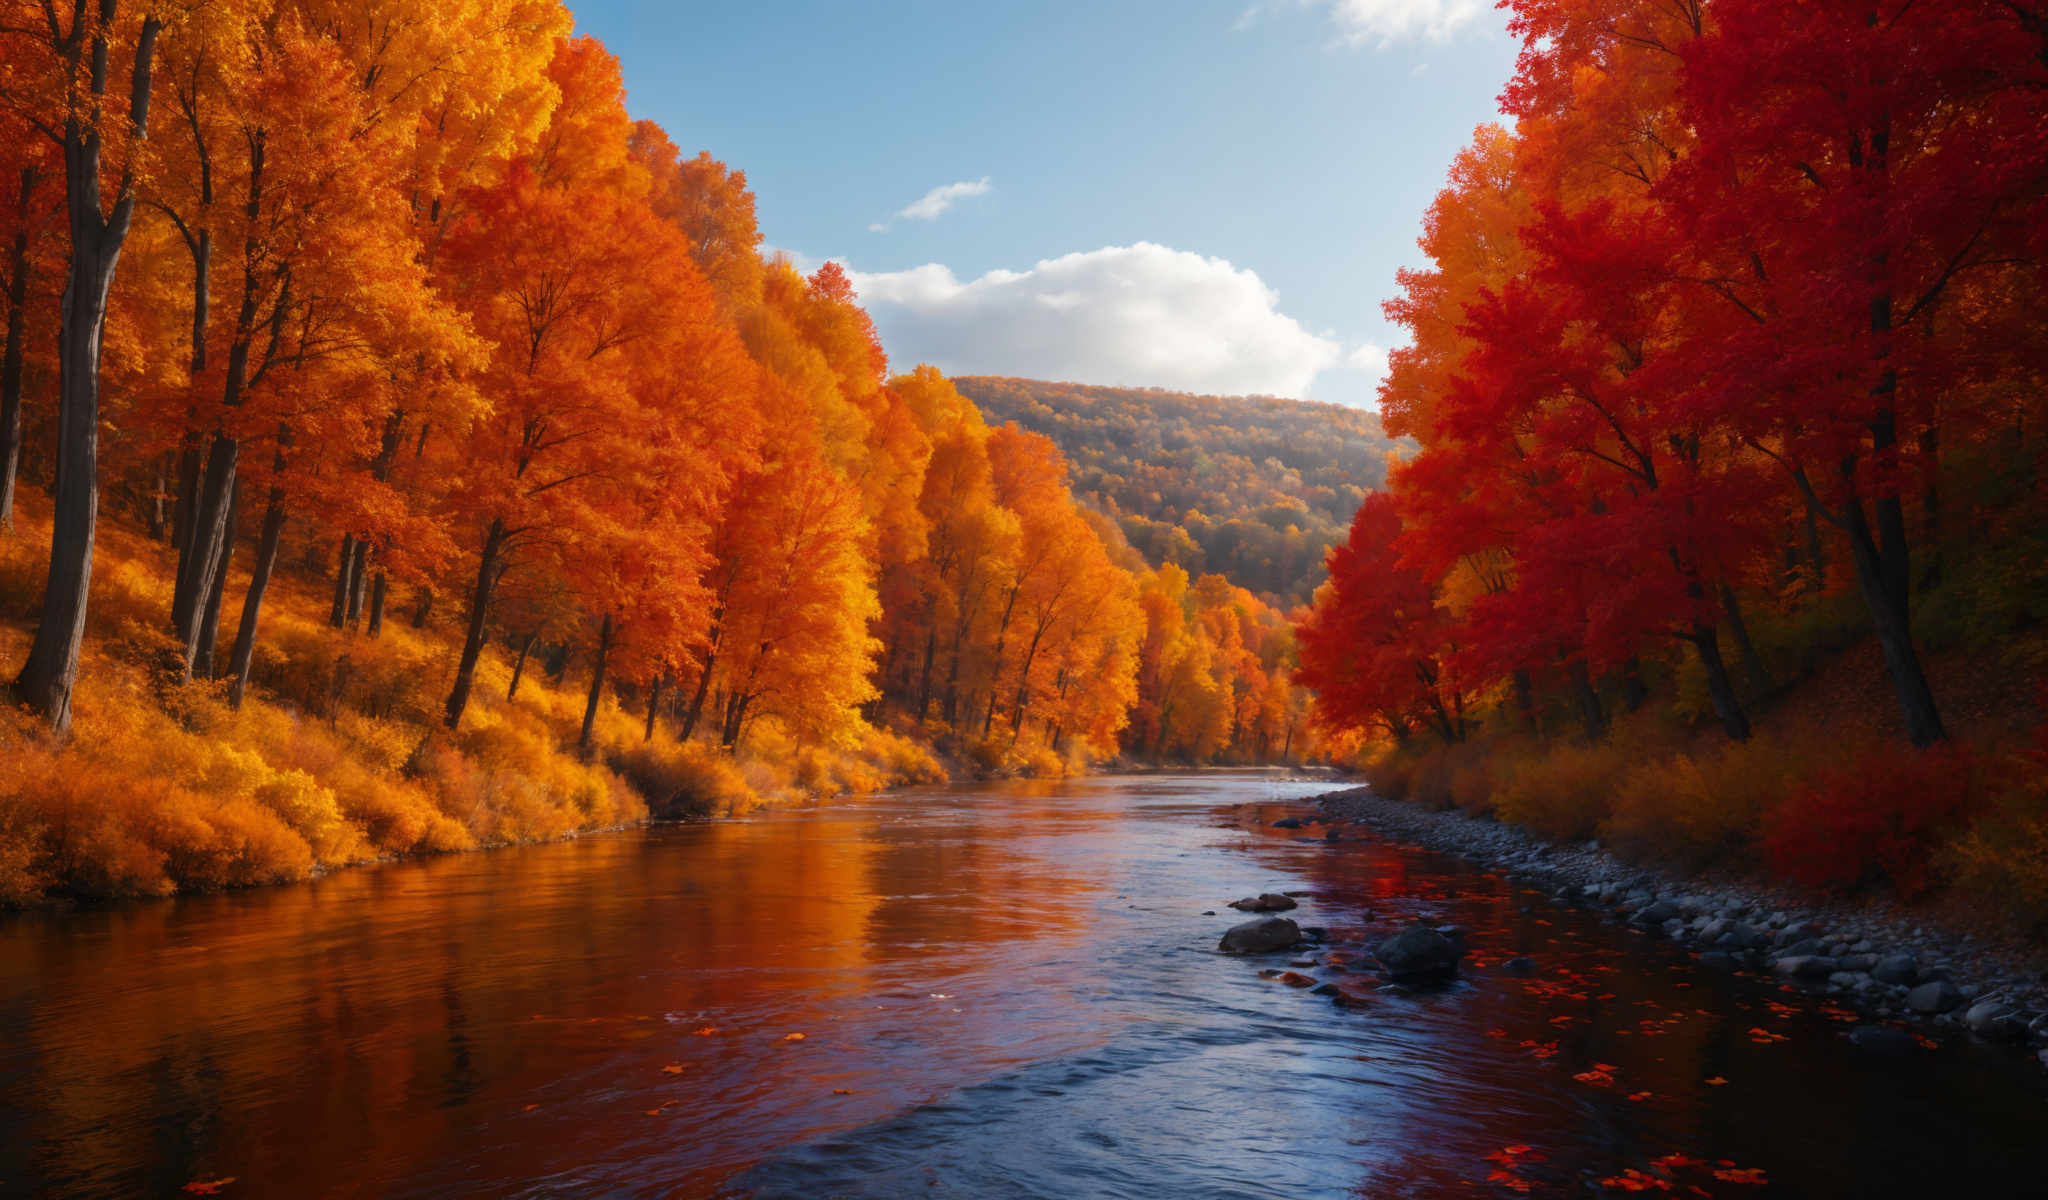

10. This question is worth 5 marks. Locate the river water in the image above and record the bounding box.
[1,771,2043,1198]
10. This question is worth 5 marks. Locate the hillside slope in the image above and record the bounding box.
[952,377,1403,606]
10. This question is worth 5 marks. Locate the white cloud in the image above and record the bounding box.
[1345,341,1391,382]
[1324,0,1486,45]
[846,243,1346,399]
[1241,0,1488,47]
[896,177,993,223]
[867,222,888,233]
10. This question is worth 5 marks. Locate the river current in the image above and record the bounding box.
[2,771,2042,1197]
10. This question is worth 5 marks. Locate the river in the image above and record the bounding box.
[1,771,2043,1197]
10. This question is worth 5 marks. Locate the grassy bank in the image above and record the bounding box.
[0,498,950,907]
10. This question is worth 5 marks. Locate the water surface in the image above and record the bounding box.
[1,771,2042,1197]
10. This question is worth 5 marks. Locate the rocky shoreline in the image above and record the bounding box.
[1310,785,2048,1067]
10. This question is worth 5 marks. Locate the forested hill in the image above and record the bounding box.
[952,377,1403,606]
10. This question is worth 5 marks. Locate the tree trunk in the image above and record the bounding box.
[1568,659,1606,742]
[171,441,201,554]
[366,571,386,637]
[1620,658,1647,713]
[444,518,505,731]
[1842,486,1946,745]
[506,630,536,700]
[13,15,163,733]
[194,475,239,678]
[329,533,354,626]
[227,490,286,709]
[0,168,34,534]
[916,627,937,719]
[344,540,368,626]
[410,586,432,628]
[1803,498,1827,595]
[146,453,170,539]
[578,611,612,755]
[171,432,239,678]
[1512,667,1538,730]
[681,645,718,741]
[1719,584,1773,699]
[1686,626,1750,741]
[644,674,665,742]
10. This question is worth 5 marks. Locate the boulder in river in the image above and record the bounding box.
[1374,924,1466,982]
[1965,1002,2028,1041]
[1774,955,1838,982]
[1272,817,1306,829]
[1228,893,1298,913]
[1503,957,1538,975]
[1873,954,1919,986]
[1906,980,1965,1014]
[1219,916,1303,955]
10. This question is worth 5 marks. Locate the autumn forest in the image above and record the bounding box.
[0,1,1325,905]
[3,0,2048,1195]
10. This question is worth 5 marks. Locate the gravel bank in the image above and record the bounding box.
[1312,785,2048,1066]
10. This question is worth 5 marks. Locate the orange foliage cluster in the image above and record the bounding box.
[0,6,1065,903]
[0,0,1310,904]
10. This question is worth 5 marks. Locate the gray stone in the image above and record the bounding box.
[1636,900,1681,926]
[1219,916,1303,955]
[1698,951,1737,970]
[1228,893,1298,913]
[1966,1002,2028,1041]
[1776,956,1839,981]
[1272,816,1306,829]
[1503,956,1538,975]
[1906,980,1965,1014]
[1375,924,1467,981]
[1837,954,1878,973]
[1873,954,1918,986]
[1783,937,1827,958]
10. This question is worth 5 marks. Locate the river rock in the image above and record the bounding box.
[1873,954,1919,986]
[1698,951,1738,970]
[1228,893,1298,913]
[1272,817,1307,830]
[1907,980,1965,1014]
[1503,956,1538,975]
[1966,1002,2028,1040]
[1374,924,1466,982]
[1634,900,1681,927]
[1220,916,1302,954]
[1775,955,1838,981]
[1277,971,1317,988]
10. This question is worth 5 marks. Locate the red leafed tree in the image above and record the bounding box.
[1297,493,1469,746]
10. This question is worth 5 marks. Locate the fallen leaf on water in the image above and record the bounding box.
[1713,1166,1768,1184]
[832,1088,853,1095]
[182,1181,236,1196]
[1627,1090,1653,1102]
[1705,1076,1728,1086]
[523,1103,541,1112]
[783,1033,807,1042]
[692,1026,720,1037]
[661,1064,686,1074]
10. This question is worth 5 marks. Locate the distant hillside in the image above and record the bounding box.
[952,377,1403,606]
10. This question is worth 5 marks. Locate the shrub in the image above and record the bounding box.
[612,740,761,818]
[1490,739,1632,842]
[1761,742,1981,898]
[1601,733,1815,868]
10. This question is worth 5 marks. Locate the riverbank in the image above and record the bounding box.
[1311,785,2048,1066]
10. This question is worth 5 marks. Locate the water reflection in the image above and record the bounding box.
[0,772,2042,1198]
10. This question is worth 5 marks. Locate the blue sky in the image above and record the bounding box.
[570,1,1520,408]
